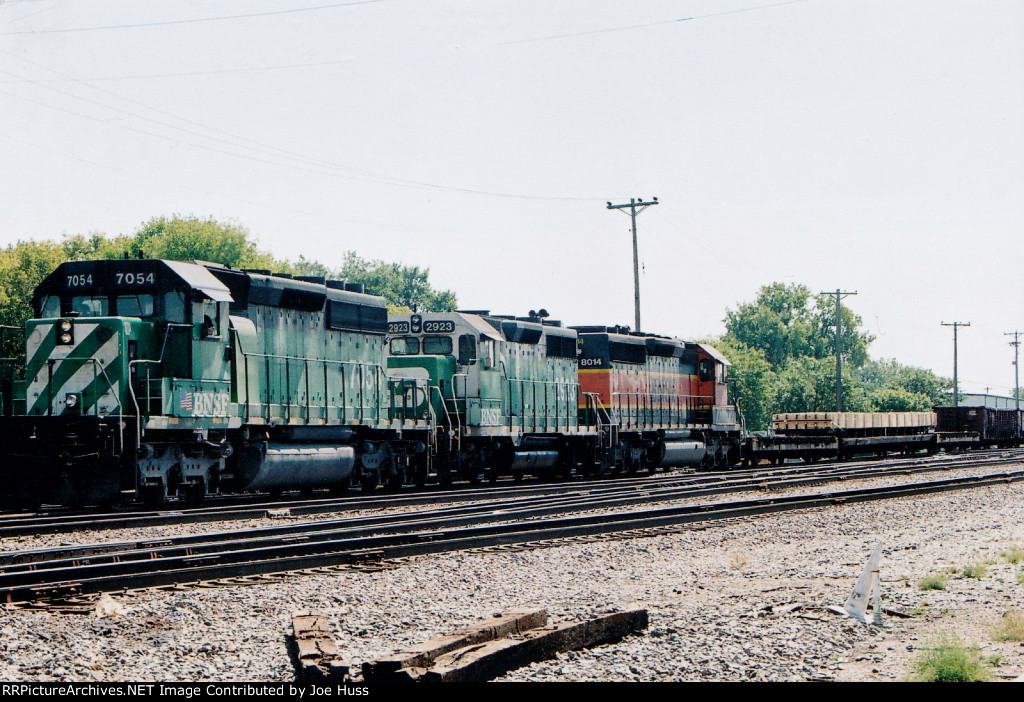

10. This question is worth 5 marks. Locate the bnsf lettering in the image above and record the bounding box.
[423,320,455,333]
[115,272,156,286]
[66,274,93,287]
[190,392,229,416]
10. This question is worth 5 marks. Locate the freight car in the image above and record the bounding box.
[0,259,741,507]
[934,405,1021,449]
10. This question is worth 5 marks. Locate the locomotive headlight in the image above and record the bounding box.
[57,319,74,345]
[65,393,79,409]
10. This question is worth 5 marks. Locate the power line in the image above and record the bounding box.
[0,60,599,203]
[0,0,387,36]
[0,57,353,83]
[504,0,814,45]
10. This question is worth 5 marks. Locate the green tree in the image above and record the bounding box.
[0,216,457,358]
[724,283,873,370]
[709,336,775,431]
[773,356,870,413]
[339,252,456,312]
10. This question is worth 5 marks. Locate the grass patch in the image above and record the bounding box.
[907,635,992,682]
[1003,546,1024,564]
[919,573,947,591]
[961,563,988,579]
[992,610,1024,642]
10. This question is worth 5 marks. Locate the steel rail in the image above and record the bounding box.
[1,469,1022,603]
[0,450,1020,538]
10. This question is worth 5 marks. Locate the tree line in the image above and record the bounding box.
[1,218,950,429]
[0,215,457,356]
[707,282,951,431]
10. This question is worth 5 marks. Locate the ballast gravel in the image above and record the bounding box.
[1,478,1024,682]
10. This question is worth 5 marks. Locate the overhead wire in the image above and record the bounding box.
[503,0,815,45]
[0,0,388,35]
[0,52,599,202]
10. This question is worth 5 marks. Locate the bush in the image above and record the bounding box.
[1001,546,1024,564]
[907,636,991,682]
[992,611,1024,642]
[919,573,947,591]
[961,563,987,579]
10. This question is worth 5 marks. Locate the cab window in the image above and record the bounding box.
[116,294,154,317]
[70,296,109,317]
[422,336,453,355]
[38,296,60,318]
[698,358,714,382]
[458,334,477,365]
[390,337,419,355]
[164,292,186,323]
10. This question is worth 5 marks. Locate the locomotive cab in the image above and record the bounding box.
[387,311,581,483]
[0,259,235,506]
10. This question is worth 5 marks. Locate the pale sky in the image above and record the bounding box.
[2,0,1022,394]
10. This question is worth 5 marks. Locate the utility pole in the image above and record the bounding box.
[819,289,857,411]
[607,197,658,333]
[1006,330,1021,440]
[941,322,970,409]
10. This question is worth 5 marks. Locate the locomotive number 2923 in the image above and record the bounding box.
[423,320,455,333]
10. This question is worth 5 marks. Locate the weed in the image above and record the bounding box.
[961,563,987,579]
[992,610,1024,642]
[728,552,747,571]
[919,573,947,591]
[1001,546,1024,564]
[906,635,992,682]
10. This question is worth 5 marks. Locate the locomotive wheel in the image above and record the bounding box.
[138,484,164,507]
[361,473,379,493]
[183,481,205,506]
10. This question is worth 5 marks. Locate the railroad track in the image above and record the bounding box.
[0,448,1020,538]
[1,457,1023,603]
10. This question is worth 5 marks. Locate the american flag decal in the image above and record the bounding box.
[180,390,193,412]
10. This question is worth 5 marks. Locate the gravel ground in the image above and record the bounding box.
[2,477,1024,682]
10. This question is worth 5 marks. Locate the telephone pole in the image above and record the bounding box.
[1006,330,1021,440]
[941,322,970,408]
[607,197,658,333]
[819,289,857,411]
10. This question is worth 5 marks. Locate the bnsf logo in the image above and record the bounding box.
[181,390,229,415]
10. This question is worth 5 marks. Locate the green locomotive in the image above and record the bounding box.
[0,258,427,507]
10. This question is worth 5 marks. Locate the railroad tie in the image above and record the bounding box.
[290,611,348,682]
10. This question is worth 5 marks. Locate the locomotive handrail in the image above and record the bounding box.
[430,384,459,455]
[234,345,388,425]
[503,377,579,433]
[609,391,714,429]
